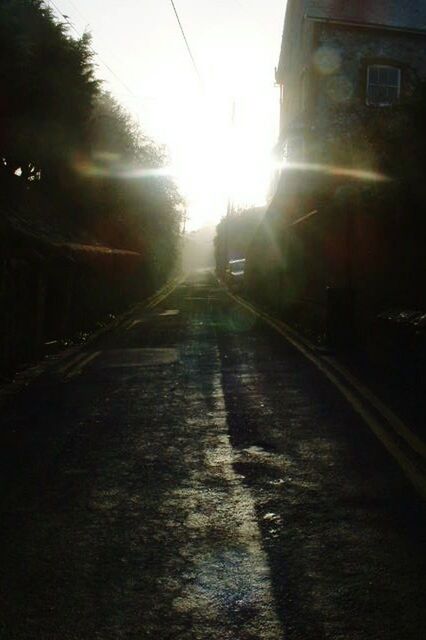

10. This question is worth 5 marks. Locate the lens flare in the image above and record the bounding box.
[313,46,342,75]
[277,161,390,183]
[74,156,172,179]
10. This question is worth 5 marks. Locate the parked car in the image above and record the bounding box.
[225,258,246,292]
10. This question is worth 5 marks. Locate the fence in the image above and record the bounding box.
[0,240,146,377]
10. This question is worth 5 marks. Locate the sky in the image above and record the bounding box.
[51,0,287,230]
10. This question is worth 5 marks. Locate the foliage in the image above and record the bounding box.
[0,0,183,284]
[215,207,264,275]
[81,92,184,275]
[0,0,97,182]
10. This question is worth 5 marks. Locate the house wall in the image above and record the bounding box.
[278,1,316,138]
[278,9,426,160]
[307,0,426,33]
[249,11,426,345]
[310,24,426,152]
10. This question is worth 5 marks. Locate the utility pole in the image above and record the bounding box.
[225,99,236,272]
[182,207,188,236]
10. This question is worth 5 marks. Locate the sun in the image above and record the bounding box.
[164,93,274,230]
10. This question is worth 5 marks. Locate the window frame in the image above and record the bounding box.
[366,64,401,107]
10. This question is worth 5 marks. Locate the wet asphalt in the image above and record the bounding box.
[0,271,425,640]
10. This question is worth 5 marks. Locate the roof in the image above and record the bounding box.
[276,0,426,83]
[307,0,426,33]
[0,206,141,262]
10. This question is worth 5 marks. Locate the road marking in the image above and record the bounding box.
[125,319,145,331]
[66,351,101,380]
[323,356,426,459]
[62,277,184,368]
[228,290,426,499]
[57,351,91,376]
[144,277,185,311]
[122,278,185,330]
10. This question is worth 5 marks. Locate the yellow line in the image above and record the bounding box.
[318,363,426,499]
[228,291,426,499]
[125,319,143,331]
[58,278,184,377]
[145,277,184,311]
[57,351,90,375]
[66,351,101,380]
[323,356,426,459]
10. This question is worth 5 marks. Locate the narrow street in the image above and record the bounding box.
[0,271,424,640]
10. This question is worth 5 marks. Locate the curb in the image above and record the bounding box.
[228,290,426,500]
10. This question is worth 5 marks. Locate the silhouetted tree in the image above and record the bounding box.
[215,207,264,275]
[75,92,184,276]
[0,0,97,185]
[0,1,184,283]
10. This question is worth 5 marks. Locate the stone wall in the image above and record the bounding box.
[312,24,426,139]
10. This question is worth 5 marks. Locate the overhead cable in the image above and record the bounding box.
[44,0,139,101]
[169,0,203,88]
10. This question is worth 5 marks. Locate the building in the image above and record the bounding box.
[276,0,426,170]
[247,0,426,345]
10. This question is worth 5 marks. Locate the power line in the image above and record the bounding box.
[62,0,89,25]
[44,0,140,102]
[62,0,130,72]
[168,0,203,88]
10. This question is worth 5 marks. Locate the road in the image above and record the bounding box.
[0,271,425,640]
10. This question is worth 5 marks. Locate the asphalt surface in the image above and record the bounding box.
[0,271,425,640]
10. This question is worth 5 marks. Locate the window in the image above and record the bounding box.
[366,65,401,106]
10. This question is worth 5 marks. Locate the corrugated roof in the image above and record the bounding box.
[307,0,426,33]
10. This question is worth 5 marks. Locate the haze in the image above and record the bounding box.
[52,0,287,229]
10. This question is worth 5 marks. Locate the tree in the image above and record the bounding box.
[0,0,184,284]
[215,207,265,275]
[0,0,97,185]
[75,92,184,277]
